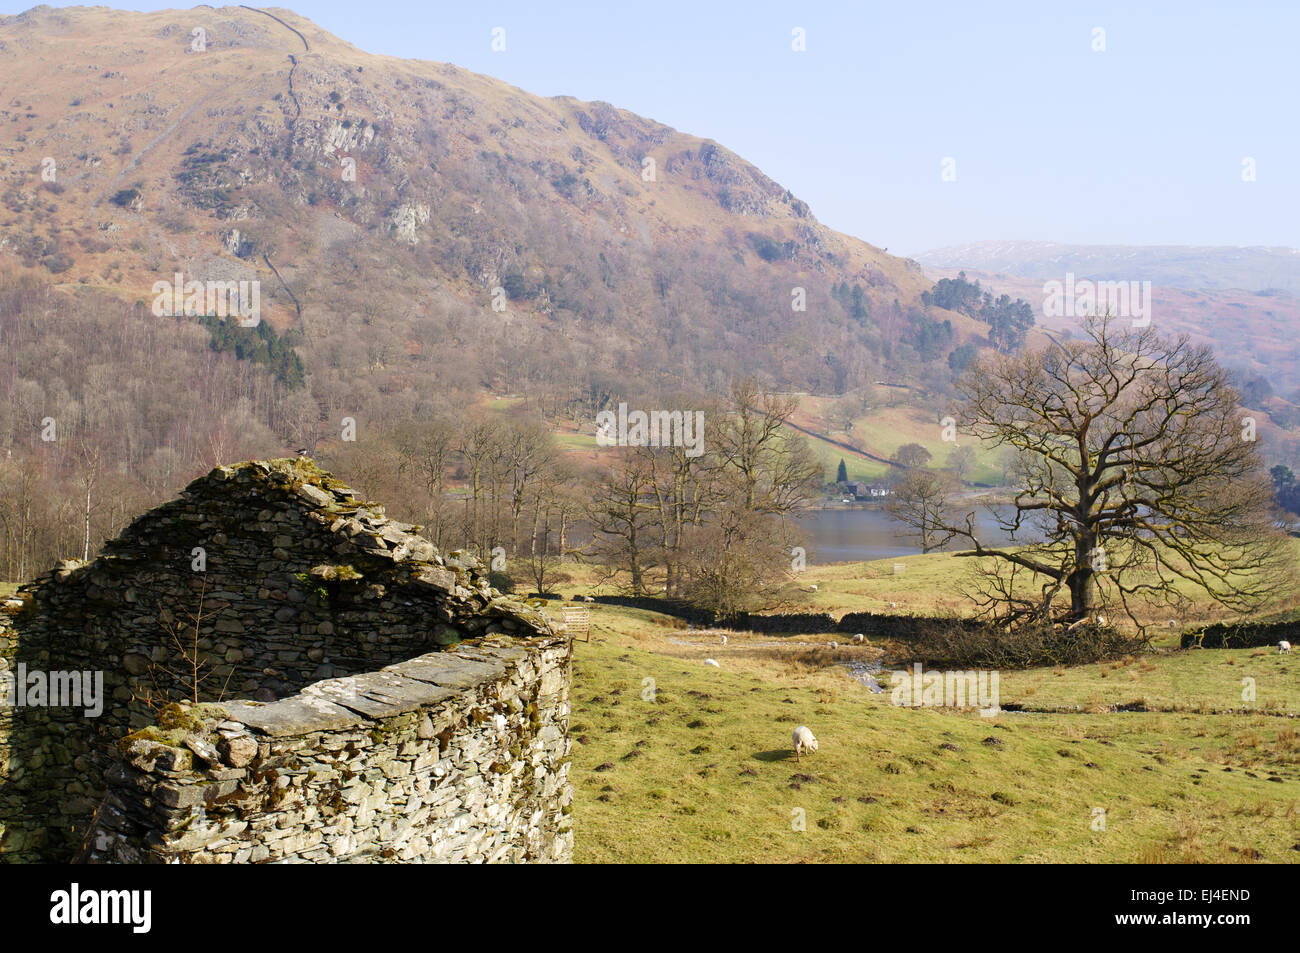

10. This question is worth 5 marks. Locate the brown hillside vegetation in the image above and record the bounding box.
[0,3,1005,404]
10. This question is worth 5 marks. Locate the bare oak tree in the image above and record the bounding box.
[906,316,1291,626]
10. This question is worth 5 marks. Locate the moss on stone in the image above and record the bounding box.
[309,564,363,583]
[157,701,228,733]
[118,702,227,752]
[118,725,189,751]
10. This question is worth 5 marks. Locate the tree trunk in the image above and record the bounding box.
[1068,536,1095,619]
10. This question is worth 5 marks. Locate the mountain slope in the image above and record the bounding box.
[0,4,992,413]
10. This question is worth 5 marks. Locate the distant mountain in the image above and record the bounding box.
[916,263,1300,426]
[914,241,1300,295]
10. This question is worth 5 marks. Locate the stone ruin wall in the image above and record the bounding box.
[0,459,564,862]
[86,636,572,864]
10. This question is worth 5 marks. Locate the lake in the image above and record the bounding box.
[797,504,1021,564]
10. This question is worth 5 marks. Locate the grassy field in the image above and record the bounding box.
[541,543,1300,863]
[564,602,1300,863]
[790,396,1007,485]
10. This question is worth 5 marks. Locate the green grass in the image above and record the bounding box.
[844,404,1005,485]
[484,396,526,412]
[553,430,599,451]
[1001,647,1300,714]
[792,422,894,484]
[569,604,1300,863]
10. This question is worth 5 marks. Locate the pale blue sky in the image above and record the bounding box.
[7,1,1297,253]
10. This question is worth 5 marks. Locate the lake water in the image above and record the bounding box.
[797,504,1020,564]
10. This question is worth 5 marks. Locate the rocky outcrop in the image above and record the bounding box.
[387,202,431,244]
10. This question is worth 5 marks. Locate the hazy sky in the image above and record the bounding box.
[6,1,1297,254]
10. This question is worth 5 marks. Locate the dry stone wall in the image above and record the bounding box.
[0,458,560,863]
[86,635,572,863]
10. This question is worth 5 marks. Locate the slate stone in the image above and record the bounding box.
[224,696,365,736]
[302,671,456,718]
[384,652,506,690]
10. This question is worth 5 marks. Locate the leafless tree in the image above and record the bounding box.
[887,469,959,553]
[930,315,1293,627]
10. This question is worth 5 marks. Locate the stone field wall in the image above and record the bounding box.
[85,635,572,863]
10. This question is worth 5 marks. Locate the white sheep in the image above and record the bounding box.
[828,641,838,649]
[792,725,818,762]
[704,658,720,667]
[720,634,728,646]
[889,602,897,608]
[851,633,864,645]
[1280,641,1292,655]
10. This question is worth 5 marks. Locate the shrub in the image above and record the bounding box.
[746,232,787,263]
[907,617,1148,669]
[41,252,75,274]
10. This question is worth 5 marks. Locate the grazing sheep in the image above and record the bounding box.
[1280,641,1292,655]
[720,634,728,646]
[1095,614,1107,627]
[828,641,838,649]
[1168,619,1177,628]
[851,633,864,645]
[704,658,720,667]
[792,725,818,762]
[889,602,897,608]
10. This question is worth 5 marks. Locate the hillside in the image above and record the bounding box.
[915,242,1300,414]
[0,3,999,414]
